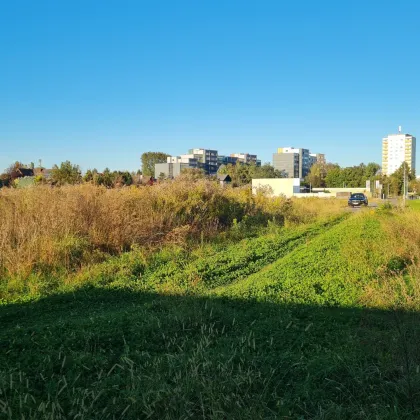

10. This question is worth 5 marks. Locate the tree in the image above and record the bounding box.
[51,161,82,185]
[322,162,381,188]
[119,171,133,186]
[324,167,344,187]
[217,162,282,186]
[178,168,206,181]
[0,173,11,188]
[5,162,22,175]
[83,169,97,183]
[365,162,381,179]
[409,178,420,194]
[141,152,170,177]
[253,163,283,179]
[388,162,414,196]
[305,163,326,188]
[100,168,116,188]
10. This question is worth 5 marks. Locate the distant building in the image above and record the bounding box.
[273,147,309,179]
[382,128,416,176]
[34,168,52,179]
[156,148,261,178]
[188,148,218,175]
[230,153,260,165]
[252,178,301,198]
[154,155,199,179]
[217,174,232,186]
[218,155,238,166]
[10,167,34,181]
[309,153,326,165]
[273,147,324,180]
[218,153,261,167]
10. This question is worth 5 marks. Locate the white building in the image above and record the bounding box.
[382,128,416,176]
[167,155,197,165]
[252,178,301,198]
[230,153,258,164]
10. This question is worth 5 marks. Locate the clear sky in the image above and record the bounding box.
[1,0,420,173]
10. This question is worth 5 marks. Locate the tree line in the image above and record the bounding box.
[0,161,142,188]
[3,153,419,196]
[305,161,419,196]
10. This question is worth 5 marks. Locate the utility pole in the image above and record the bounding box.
[403,164,407,207]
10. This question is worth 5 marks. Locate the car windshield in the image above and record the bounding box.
[350,194,365,199]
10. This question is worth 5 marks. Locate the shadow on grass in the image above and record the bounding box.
[1,287,420,419]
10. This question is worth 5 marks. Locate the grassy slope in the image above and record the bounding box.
[215,213,386,306]
[2,211,420,419]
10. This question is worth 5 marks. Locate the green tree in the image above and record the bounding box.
[217,162,282,186]
[325,167,344,187]
[364,162,381,179]
[101,168,116,188]
[389,162,414,196]
[409,178,420,194]
[51,161,82,185]
[253,163,283,179]
[83,169,98,183]
[179,167,206,181]
[119,171,133,186]
[141,152,170,177]
[322,162,381,188]
[0,173,11,188]
[305,163,326,188]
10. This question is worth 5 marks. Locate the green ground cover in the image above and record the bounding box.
[2,210,420,419]
[408,200,420,211]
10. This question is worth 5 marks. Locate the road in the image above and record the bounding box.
[347,198,399,212]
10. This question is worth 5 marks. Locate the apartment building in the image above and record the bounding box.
[218,153,261,166]
[154,155,198,178]
[382,129,416,176]
[310,153,326,165]
[156,148,261,178]
[273,147,317,179]
[188,148,219,175]
[230,153,260,165]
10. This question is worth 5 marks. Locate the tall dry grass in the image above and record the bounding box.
[0,182,346,280]
[362,208,420,310]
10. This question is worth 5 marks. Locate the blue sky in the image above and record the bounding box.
[1,0,420,173]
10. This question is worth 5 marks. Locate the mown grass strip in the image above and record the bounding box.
[138,214,349,293]
[216,213,387,307]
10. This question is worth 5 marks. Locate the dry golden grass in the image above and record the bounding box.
[361,209,420,310]
[287,197,345,225]
[0,182,346,280]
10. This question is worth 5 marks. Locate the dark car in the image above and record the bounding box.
[348,193,368,207]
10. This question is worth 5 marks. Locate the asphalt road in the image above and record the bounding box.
[347,198,399,212]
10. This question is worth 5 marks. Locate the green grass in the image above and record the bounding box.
[408,200,420,211]
[2,290,420,419]
[2,211,420,418]
[216,214,386,306]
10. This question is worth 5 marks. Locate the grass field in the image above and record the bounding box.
[2,195,420,418]
[408,199,420,211]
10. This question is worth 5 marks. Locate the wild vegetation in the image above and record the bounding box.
[305,160,419,196]
[2,184,420,418]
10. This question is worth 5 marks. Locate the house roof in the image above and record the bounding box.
[217,174,232,182]
[10,167,34,179]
